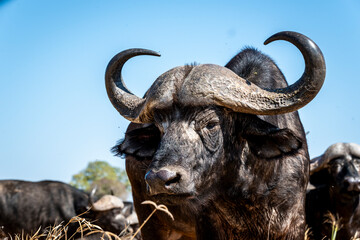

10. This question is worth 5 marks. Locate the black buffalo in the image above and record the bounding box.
[306,143,360,239]
[0,180,130,237]
[108,31,326,239]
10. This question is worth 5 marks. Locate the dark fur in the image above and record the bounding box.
[114,48,309,240]
[306,154,360,239]
[0,180,130,237]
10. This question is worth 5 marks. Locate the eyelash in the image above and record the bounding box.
[205,122,218,130]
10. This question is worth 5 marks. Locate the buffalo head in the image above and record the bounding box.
[89,193,137,234]
[310,142,360,200]
[307,143,360,240]
[107,31,324,202]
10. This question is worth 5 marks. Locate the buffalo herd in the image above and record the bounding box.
[1,31,359,239]
[0,180,139,238]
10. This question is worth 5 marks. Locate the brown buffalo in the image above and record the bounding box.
[306,143,360,240]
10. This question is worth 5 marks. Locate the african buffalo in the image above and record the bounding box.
[0,180,130,237]
[108,31,326,239]
[306,143,360,240]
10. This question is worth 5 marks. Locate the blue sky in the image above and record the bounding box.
[1,0,359,183]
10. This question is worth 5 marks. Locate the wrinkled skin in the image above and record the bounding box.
[0,180,130,238]
[114,48,310,240]
[306,143,360,240]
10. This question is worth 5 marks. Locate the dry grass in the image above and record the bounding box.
[128,201,174,240]
[1,201,174,240]
[2,203,359,240]
[305,212,360,240]
[304,227,311,240]
[324,212,341,240]
[1,215,129,240]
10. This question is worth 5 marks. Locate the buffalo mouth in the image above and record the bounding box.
[337,188,360,203]
[342,190,360,196]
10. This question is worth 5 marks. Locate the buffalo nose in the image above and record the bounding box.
[145,169,180,195]
[344,177,360,192]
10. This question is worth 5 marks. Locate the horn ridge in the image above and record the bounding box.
[189,31,326,115]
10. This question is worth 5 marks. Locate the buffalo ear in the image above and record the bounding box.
[112,123,160,159]
[242,116,302,159]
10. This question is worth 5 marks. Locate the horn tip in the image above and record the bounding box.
[138,48,161,57]
[263,31,301,45]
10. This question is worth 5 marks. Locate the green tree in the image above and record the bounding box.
[70,160,130,199]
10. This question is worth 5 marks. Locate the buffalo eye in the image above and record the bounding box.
[328,158,344,174]
[197,121,221,153]
[205,121,219,130]
[329,158,344,166]
[352,157,360,170]
[193,109,222,152]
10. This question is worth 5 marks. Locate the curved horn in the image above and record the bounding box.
[260,31,326,114]
[310,144,344,174]
[180,31,326,115]
[87,186,97,210]
[309,155,326,174]
[310,143,360,174]
[105,48,160,123]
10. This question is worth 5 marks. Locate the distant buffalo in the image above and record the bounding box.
[108,31,325,239]
[306,143,360,239]
[0,180,135,237]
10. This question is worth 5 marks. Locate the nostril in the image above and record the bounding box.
[165,173,181,186]
[156,169,177,183]
[145,169,182,195]
[145,169,180,184]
